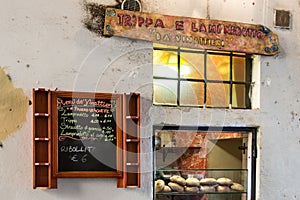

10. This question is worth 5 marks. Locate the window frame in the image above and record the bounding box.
[152,125,257,200]
[153,45,253,109]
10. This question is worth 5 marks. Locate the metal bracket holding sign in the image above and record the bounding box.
[104,8,279,55]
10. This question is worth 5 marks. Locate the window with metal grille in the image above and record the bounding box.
[153,44,253,109]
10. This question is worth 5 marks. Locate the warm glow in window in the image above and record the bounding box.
[153,44,252,108]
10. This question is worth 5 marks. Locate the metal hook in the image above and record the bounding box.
[238,143,247,154]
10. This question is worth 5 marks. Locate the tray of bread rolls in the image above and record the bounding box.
[155,173,246,195]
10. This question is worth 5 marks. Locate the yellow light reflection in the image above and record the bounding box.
[153,44,247,107]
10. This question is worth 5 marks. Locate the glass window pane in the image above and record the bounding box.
[207,132,249,169]
[153,50,178,78]
[232,52,246,56]
[155,130,250,170]
[233,57,246,82]
[180,81,204,106]
[153,79,177,105]
[180,52,204,79]
[207,50,230,54]
[207,83,230,107]
[152,46,252,109]
[180,47,204,53]
[207,54,230,81]
[154,129,254,199]
[232,84,246,108]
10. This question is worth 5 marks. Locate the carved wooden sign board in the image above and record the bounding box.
[104,8,279,55]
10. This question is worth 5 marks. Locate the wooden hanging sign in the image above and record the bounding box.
[104,8,279,55]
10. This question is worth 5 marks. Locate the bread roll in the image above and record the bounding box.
[168,182,184,192]
[199,178,217,185]
[185,186,200,193]
[170,175,186,186]
[186,177,200,186]
[155,179,165,193]
[217,177,233,186]
[162,185,172,192]
[217,185,230,192]
[230,183,244,191]
[200,185,216,192]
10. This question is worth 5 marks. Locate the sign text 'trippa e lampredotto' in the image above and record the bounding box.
[104,8,279,55]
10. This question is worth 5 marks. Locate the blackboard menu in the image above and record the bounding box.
[52,92,122,178]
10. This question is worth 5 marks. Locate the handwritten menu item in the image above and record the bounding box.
[51,92,122,178]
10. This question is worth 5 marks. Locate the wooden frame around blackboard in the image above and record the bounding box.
[51,91,123,178]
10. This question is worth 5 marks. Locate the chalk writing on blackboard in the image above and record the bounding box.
[56,96,118,172]
[57,97,117,142]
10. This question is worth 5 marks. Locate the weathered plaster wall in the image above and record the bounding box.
[258,0,300,199]
[0,0,299,199]
[0,67,29,142]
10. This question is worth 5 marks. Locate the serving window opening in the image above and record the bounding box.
[153,126,257,200]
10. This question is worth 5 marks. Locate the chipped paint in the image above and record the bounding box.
[0,67,29,142]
